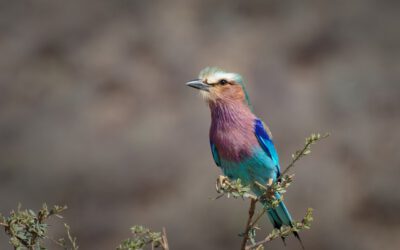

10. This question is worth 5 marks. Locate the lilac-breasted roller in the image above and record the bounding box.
[186,67,303,247]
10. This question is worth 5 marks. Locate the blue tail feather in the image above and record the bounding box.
[263,196,305,249]
[265,194,293,228]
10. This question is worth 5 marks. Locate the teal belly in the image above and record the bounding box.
[220,147,278,188]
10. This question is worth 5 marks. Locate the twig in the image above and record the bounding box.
[240,198,258,250]
[161,227,170,250]
[248,207,267,230]
[279,133,329,181]
[245,233,274,250]
[65,223,79,250]
[245,208,314,250]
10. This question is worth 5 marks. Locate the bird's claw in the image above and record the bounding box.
[216,175,229,192]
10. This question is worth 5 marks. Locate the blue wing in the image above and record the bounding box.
[254,120,295,229]
[210,141,221,167]
[254,118,281,176]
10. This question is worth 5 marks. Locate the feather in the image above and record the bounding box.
[210,141,221,167]
[254,118,281,176]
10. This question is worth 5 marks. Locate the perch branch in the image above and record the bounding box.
[240,198,258,250]
[161,227,170,250]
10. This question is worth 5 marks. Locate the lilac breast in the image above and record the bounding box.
[209,102,258,162]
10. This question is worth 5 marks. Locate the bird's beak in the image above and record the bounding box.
[186,79,210,92]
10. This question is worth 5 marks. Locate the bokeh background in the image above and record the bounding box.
[1,0,399,249]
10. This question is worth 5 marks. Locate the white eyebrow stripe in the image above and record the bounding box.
[207,72,237,84]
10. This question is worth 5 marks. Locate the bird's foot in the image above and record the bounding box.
[216,175,229,192]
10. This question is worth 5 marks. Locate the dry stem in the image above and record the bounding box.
[240,198,257,250]
[161,227,170,250]
[245,234,274,250]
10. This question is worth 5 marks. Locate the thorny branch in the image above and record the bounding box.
[245,208,314,250]
[0,204,78,250]
[117,225,169,250]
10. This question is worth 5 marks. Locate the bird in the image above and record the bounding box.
[186,67,304,248]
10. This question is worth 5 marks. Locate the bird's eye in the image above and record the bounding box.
[219,79,228,85]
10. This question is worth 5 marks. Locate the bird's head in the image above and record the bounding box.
[186,67,251,107]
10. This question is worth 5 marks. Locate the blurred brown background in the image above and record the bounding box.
[1,0,399,249]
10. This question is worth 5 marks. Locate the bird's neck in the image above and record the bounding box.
[209,100,255,130]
